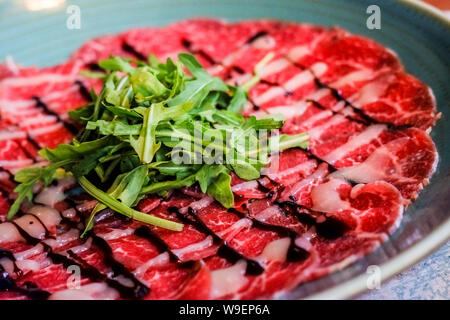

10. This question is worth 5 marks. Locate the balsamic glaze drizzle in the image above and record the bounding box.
[256,177,277,197]
[22,213,55,240]
[181,38,217,65]
[0,119,40,162]
[14,134,40,162]
[24,134,41,152]
[90,235,149,298]
[86,62,103,72]
[121,42,147,61]
[134,226,196,269]
[245,31,269,44]
[275,201,349,240]
[8,219,149,299]
[0,248,50,299]
[232,66,245,74]
[75,80,93,102]
[168,206,264,275]
[208,28,397,131]
[33,97,79,135]
[0,248,22,276]
[134,226,179,263]
[64,247,148,299]
[227,208,309,262]
[0,268,51,300]
[242,176,348,241]
[310,78,376,125]
[181,39,192,49]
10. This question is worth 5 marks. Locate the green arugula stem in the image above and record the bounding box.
[140,174,196,195]
[78,176,183,231]
[246,132,309,158]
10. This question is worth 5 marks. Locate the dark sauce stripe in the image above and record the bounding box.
[245,30,269,44]
[259,79,279,87]
[15,135,40,162]
[134,225,196,269]
[275,201,349,240]
[0,118,39,162]
[134,226,179,263]
[33,97,79,135]
[289,58,409,129]
[227,208,309,262]
[181,39,192,49]
[0,248,22,276]
[121,42,147,61]
[0,168,16,193]
[90,234,149,299]
[9,220,148,299]
[232,66,245,74]
[75,80,93,102]
[22,213,54,240]
[25,134,40,151]
[245,177,348,240]
[86,62,103,72]
[181,38,217,65]
[0,268,50,300]
[168,206,264,275]
[311,78,377,125]
[0,248,49,299]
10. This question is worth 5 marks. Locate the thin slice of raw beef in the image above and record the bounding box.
[0,62,90,148]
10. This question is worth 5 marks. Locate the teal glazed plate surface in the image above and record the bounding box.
[0,0,449,299]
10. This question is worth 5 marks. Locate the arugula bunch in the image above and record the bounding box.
[8,53,308,235]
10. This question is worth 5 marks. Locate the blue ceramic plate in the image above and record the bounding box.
[0,0,449,299]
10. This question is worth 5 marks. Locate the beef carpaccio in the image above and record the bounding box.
[0,19,439,300]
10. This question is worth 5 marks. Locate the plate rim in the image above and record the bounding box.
[307,217,450,299]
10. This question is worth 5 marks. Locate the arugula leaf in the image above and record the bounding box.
[194,164,229,193]
[168,54,228,108]
[72,146,112,178]
[105,105,143,119]
[68,104,94,124]
[227,87,247,112]
[130,68,169,102]
[140,174,196,195]
[231,160,260,180]
[141,164,234,208]
[82,165,148,236]
[87,119,141,136]
[269,132,309,152]
[98,56,134,74]
[8,159,73,220]
[79,69,106,79]
[39,136,114,162]
[178,53,209,78]
[241,51,275,92]
[206,172,234,208]
[254,114,285,130]
[129,102,193,164]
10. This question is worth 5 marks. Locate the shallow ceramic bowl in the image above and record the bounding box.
[0,0,448,299]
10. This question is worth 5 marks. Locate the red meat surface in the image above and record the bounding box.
[0,19,438,300]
